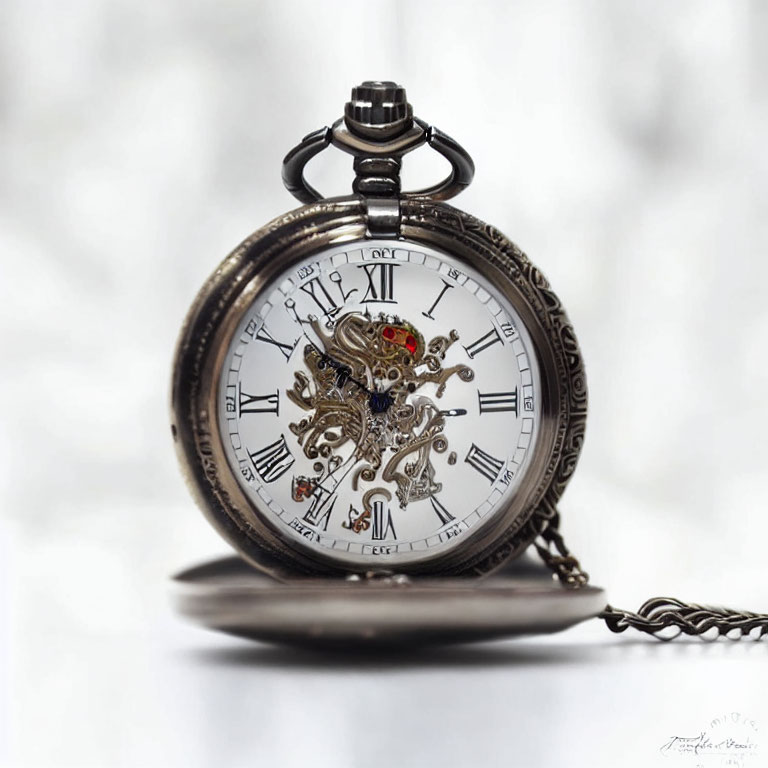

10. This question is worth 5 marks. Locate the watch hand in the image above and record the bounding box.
[317,349,395,413]
[299,326,398,416]
[303,336,376,397]
[328,360,371,395]
[318,351,373,396]
[440,408,467,417]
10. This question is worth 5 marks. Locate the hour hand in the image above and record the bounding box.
[440,408,467,417]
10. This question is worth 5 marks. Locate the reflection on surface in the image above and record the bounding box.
[186,639,606,670]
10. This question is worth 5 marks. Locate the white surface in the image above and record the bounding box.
[1,1,767,766]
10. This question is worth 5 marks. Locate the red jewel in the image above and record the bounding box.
[383,326,395,340]
[405,335,417,354]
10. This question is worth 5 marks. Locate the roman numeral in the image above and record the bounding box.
[371,499,396,540]
[299,276,339,317]
[238,385,279,416]
[253,325,297,361]
[329,270,357,303]
[248,435,295,483]
[429,496,455,526]
[359,263,397,303]
[303,490,337,532]
[478,388,518,415]
[464,443,505,484]
[422,279,453,320]
[463,326,503,359]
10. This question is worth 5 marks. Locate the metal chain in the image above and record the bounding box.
[600,598,768,640]
[530,501,590,589]
[535,511,768,640]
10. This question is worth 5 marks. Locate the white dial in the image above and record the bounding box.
[218,240,541,566]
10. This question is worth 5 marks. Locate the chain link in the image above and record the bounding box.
[600,598,768,640]
[530,501,590,589]
[535,512,768,640]
[533,526,589,589]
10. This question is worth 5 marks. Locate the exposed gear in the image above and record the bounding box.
[288,311,474,509]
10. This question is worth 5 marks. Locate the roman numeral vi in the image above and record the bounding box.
[371,499,396,540]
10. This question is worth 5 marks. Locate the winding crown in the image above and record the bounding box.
[344,81,413,140]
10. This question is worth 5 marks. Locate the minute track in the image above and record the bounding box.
[217,241,542,563]
[168,81,586,577]
[171,79,599,652]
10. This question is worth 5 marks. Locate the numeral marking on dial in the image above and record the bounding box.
[238,385,279,416]
[248,435,295,483]
[429,495,455,526]
[329,270,357,303]
[302,490,337,532]
[501,321,516,338]
[478,388,518,415]
[371,499,396,540]
[299,276,339,317]
[359,263,397,304]
[464,443,505,484]
[422,279,453,320]
[253,325,297,361]
[463,326,503,359]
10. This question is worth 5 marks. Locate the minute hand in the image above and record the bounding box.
[324,355,372,395]
[306,340,374,396]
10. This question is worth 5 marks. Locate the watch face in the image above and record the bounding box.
[217,239,542,568]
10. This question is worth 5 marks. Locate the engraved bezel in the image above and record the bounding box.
[171,196,587,577]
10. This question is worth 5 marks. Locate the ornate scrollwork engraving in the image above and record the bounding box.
[174,197,588,576]
[400,200,588,576]
[287,311,473,509]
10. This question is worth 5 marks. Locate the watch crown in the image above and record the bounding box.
[344,81,413,141]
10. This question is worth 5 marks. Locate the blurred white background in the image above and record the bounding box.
[2,1,767,766]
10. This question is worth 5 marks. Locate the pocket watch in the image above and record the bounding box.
[172,82,767,644]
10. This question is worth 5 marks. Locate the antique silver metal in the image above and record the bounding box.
[171,80,588,581]
[344,81,412,140]
[170,195,587,578]
[172,80,768,644]
[362,196,400,237]
[281,81,475,208]
[601,599,768,640]
[174,554,606,648]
